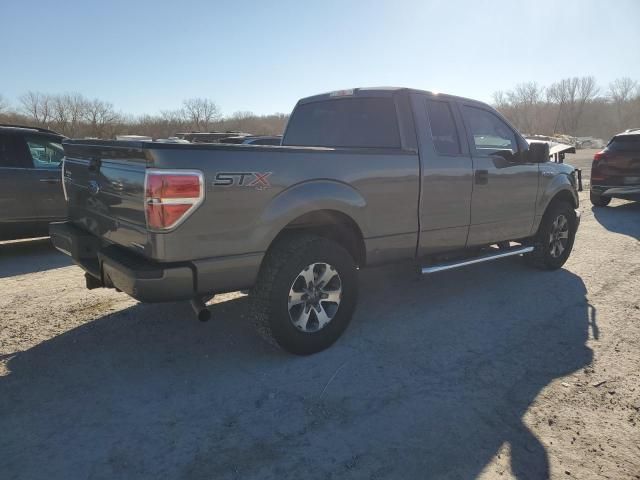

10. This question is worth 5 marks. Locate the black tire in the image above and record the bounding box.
[590,191,611,207]
[524,201,577,270]
[250,234,358,355]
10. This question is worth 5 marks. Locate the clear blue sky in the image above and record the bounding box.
[1,0,639,116]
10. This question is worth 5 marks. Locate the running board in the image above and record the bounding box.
[421,246,534,274]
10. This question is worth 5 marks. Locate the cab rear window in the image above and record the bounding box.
[284,97,401,148]
[608,135,640,152]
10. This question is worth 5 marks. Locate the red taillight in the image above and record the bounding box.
[593,151,607,162]
[144,170,204,231]
[591,151,607,182]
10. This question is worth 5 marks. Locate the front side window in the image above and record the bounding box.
[284,97,401,148]
[426,99,461,155]
[25,136,64,168]
[462,106,517,155]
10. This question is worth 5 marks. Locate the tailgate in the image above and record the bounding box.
[62,140,150,251]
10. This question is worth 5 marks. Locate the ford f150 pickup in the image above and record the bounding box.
[50,87,580,355]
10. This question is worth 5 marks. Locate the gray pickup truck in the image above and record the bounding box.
[50,87,580,355]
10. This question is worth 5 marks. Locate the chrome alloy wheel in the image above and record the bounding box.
[287,262,342,332]
[548,214,570,258]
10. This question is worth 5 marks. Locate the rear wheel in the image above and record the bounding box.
[525,201,577,270]
[250,234,358,355]
[590,191,611,207]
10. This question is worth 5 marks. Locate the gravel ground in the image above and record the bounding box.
[1,150,639,479]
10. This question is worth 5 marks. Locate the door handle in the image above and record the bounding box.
[541,171,555,177]
[475,169,489,185]
[39,177,61,184]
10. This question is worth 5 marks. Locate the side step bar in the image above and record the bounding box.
[421,246,534,274]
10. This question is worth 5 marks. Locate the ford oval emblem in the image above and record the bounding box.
[88,180,100,196]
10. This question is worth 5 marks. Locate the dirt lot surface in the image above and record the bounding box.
[1,150,639,479]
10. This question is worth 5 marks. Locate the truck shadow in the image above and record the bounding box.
[0,260,593,479]
[592,200,640,240]
[0,237,72,278]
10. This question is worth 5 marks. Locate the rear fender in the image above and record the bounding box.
[254,180,367,248]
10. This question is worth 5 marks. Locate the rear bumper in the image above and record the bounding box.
[49,221,263,302]
[591,184,640,200]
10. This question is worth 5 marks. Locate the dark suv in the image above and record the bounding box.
[0,124,66,240]
[590,129,640,206]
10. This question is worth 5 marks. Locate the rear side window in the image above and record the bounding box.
[284,97,401,148]
[607,135,640,152]
[0,134,30,168]
[462,106,517,154]
[426,99,461,155]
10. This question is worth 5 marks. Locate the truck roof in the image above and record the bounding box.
[0,123,63,137]
[296,87,491,108]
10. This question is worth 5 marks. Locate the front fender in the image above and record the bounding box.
[253,179,368,248]
[537,174,578,214]
[531,173,579,235]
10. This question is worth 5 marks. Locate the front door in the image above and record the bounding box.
[460,104,539,246]
[22,134,66,221]
[0,133,41,239]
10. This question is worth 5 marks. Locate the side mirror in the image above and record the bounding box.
[528,142,550,163]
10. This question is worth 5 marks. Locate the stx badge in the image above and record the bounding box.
[213,172,273,190]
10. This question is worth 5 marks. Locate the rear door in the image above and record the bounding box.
[0,132,40,233]
[412,93,473,254]
[22,134,67,220]
[460,104,539,245]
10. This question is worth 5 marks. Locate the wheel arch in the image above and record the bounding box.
[265,209,366,268]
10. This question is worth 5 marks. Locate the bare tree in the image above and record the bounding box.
[492,91,509,110]
[19,91,53,126]
[506,82,545,134]
[181,98,221,131]
[83,99,119,138]
[0,94,8,115]
[608,77,639,129]
[547,76,599,135]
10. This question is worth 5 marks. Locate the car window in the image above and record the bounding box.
[25,136,64,168]
[0,134,31,168]
[462,106,517,155]
[284,97,401,148]
[607,134,640,152]
[426,99,461,155]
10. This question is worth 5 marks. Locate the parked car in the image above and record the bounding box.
[0,124,66,241]
[50,87,580,355]
[590,130,640,206]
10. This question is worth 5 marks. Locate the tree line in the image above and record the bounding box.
[493,76,640,140]
[0,93,289,139]
[1,77,638,141]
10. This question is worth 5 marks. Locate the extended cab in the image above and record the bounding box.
[50,88,580,354]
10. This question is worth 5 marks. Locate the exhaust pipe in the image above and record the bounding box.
[190,297,212,322]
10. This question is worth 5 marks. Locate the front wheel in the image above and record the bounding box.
[250,234,358,355]
[525,202,577,270]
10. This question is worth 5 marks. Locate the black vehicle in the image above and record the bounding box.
[0,124,66,240]
[590,130,640,206]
